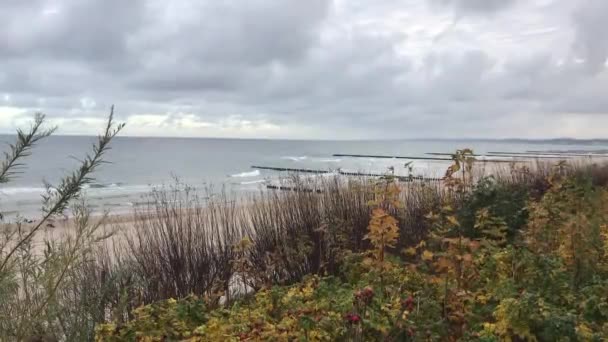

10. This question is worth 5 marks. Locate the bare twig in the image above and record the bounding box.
[0,107,124,274]
[0,113,56,184]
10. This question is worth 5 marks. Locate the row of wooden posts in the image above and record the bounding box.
[256,150,608,193]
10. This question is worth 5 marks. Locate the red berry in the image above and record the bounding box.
[402,296,415,310]
[345,313,362,324]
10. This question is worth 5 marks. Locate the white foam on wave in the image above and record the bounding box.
[230,170,261,178]
[321,173,339,179]
[299,171,339,180]
[281,156,308,162]
[0,187,47,195]
[318,158,342,163]
[410,162,429,169]
[240,179,266,185]
[82,182,123,190]
[476,155,513,161]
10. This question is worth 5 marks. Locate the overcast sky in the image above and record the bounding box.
[1,0,607,139]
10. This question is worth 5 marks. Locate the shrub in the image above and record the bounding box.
[458,176,530,241]
[0,110,123,341]
[96,155,608,341]
[124,184,242,305]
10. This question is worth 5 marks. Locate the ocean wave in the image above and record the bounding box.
[0,183,127,195]
[322,172,340,178]
[281,156,308,162]
[230,170,261,178]
[240,179,266,185]
[299,171,339,179]
[476,156,513,161]
[0,187,47,195]
[411,162,429,169]
[83,182,123,190]
[318,158,342,163]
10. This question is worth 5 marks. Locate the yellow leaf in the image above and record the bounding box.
[422,250,434,261]
[442,237,459,245]
[403,247,417,256]
[477,293,489,304]
[436,257,453,271]
[429,276,443,284]
[447,215,460,227]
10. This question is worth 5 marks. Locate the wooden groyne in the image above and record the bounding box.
[333,153,451,161]
[426,152,564,159]
[397,175,443,182]
[333,153,522,163]
[251,165,442,183]
[522,151,608,157]
[252,166,330,174]
[338,171,388,177]
[266,185,323,193]
[339,170,441,182]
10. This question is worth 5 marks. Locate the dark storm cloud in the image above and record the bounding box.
[1,0,608,138]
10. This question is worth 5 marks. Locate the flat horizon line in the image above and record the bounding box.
[1,133,608,143]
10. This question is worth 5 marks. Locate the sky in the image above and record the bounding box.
[1,0,607,140]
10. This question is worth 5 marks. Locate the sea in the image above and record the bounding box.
[1,135,608,220]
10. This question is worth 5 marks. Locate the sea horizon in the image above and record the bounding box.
[2,133,608,144]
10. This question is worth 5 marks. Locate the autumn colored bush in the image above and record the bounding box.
[6,114,608,341]
[96,152,608,341]
[4,119,607,341]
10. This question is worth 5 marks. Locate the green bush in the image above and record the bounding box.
[458,176,529,241]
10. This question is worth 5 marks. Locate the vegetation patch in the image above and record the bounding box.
[3,115,608,341]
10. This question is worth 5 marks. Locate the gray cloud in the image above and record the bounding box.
[431,0,517,14]
[0,0,608,139]
[1,0,145,65]
[572,0,608,74]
